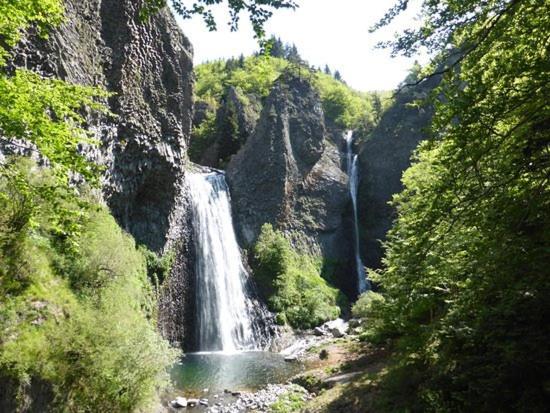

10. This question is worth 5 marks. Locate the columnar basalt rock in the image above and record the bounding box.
[226,73,353,293]
[9,0,196,348]
[11,0,194,252]
[356,74,442,270]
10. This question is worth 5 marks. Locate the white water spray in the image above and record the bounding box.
[345,131,370,294]
[188,172,266,352]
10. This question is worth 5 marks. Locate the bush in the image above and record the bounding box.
[252,224,345,329]
[0,160,178,411]
[351,291,385,320]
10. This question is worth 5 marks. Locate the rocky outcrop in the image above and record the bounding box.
[7,0,196,349]
[226,73,354,293]
[193,86,261,168]
[158,188,196,349]
[11,0,194,251]
[357,74,442,270]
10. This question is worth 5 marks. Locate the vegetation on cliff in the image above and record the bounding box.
[190,43,390,166]
[352,0,550,411]
[0,2,177,411]
[0,160,177,411]
[252,224,346,329]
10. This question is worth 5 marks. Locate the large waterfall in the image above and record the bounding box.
[188,171,271,352]
[345,131,370,294]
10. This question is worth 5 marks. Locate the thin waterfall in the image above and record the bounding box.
[188,171,271,352]
[345,131,370,294]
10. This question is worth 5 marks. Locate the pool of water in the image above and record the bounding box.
[170,351,304,397]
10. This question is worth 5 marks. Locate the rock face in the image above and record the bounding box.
[226,73,353,292]
[194,86,261,168]
[8,0,196,349]
[11,0,194,251]
[357,75,442,269]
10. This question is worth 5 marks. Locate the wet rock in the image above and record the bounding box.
[314,326,326,336]
[171,397,187,408]
[199,398,209,406]
[187,398,199,407]
[331,327,346,338]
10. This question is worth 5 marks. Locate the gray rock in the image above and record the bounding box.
[187,398,199,407]
[331,327,346,338]
[314,326,326,336]
[227,72,354,292]
[171,397,187,408]
[10,0,194,252]
[7,0,196,349]
[357,70,444,272]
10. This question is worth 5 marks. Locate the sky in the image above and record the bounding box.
[174,0,428,92]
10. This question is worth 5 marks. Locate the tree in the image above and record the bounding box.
[285,43,302,64]
[323,64,331,76]
[268,36,286,58]
[368,0,550,410]
[333,70,342,81]
[143,0,298,39]
[0,0,107,186]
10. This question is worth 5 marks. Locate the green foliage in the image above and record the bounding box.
[352,290,387,345]
[0,0,109,188]
[269,385,307,413]
[188,109,218,164]
[351,291,385,321]
[195,56,289,102]
[314,71,378,129]
[252,224,344,329]
[0,70,109,185]
[142,0,297,39]
[0,2,175,410]
[0,161,178,411]
[195,55,382,130]
[0,0,63,65]
[369,1,550,411]
[193,53,386,162]
[140,246,175,290]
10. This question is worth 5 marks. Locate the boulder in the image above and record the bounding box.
[187,398,199,407]
[171,397,187,408]
[314,326,326,336]
[331,327,346,338]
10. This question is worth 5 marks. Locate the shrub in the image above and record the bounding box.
[252,224,344,329]
[351,291,385,320]
[0,161,178,411]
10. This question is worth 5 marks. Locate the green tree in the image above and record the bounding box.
[368,0,550,410]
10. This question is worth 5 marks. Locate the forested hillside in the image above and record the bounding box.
[0,0,548,412]
[189,39,390,167]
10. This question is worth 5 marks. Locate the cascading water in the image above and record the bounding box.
[188,172,271,352]
[345,131,370,294]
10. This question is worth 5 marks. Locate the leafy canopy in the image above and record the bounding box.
[367,0,550,410]
[252,224,345,329]
[142,0,297,39]
[195,54,384,130]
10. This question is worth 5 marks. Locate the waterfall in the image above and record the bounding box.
[188,171,271,352]
[345,131,370,294]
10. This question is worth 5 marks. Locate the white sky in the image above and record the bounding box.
[175,0,428,92]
